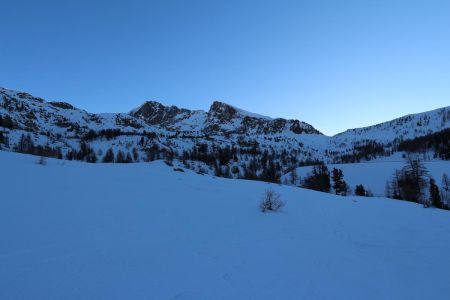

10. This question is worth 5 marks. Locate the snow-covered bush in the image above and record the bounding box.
[260,189,284,212]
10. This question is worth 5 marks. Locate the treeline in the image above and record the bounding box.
[65,141,98,163]
[82,129,157,141]
[15,134,62,159]
[331,141,389,164]
[176,143,288,183]
[100,147,139,163]
[397,128,450,160]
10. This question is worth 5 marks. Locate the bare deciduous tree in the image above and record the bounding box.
[260,189,284,212]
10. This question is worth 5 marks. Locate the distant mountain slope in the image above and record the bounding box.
[0,86,449,178]
[331,106,450,145]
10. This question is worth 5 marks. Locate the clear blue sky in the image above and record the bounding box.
[1,0,449,135]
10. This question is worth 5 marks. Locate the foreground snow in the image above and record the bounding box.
[1,151,450,300]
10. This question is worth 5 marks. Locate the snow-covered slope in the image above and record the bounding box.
[0,87,326,165]
[1,151,450,299]
[0,86,449,170]
[333,106,450,143]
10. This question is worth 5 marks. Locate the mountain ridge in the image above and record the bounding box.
[1,86,449,179]
[2,86,448,138]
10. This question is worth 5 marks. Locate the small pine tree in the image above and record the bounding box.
[332,168,348,196]
[289,169,298,186]
[116,150,125,163]
[132,147,139,162]
[385,181,392,198]
[429,178,442,208]
[87,151,97,163]
[355,184,366,197]
[102,148,115,163]
[442,173,450,209]
[125,152,133,163]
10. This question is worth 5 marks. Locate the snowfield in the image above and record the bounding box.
[1,151,450,300]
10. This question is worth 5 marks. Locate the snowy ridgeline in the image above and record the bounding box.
[1,86,449,167]
[1,150,450,299]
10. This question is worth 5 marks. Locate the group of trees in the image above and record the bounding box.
[333,141,388,164]
[102,148,136,163]
[299,164,372,197]
[6,131,449,209]
[385,157,450,210]
[397,128,450,160]
[83,129,155,141]
[15,134,62,159]
[171,143,294,183]
[65,141,98,163]
[300,164,331,192]
[0,115,16,129]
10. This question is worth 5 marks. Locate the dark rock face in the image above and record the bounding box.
[128,98,324,136]
[16,92,44,103]
[208,101,238,123]
[290,120,321,135]
[49,102,75,110]
[266,119,287,134]
[204,101,323,136]
[130,101,192,126]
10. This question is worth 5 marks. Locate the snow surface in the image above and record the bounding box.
[1,151,450,299]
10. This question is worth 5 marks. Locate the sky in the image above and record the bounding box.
[1,0,449,135]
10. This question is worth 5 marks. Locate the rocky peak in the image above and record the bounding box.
[130,101,192,126]
[208,101,238,123]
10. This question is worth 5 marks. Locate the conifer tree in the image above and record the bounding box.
[102,148,115,163]
[116,150,125,163]
[355,184,367,196]
[301,164,330,192]
[442,173,450,209]
[332,168,348,196]
[289,169,298,186]
[429,178,442,208]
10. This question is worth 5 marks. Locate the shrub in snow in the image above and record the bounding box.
[36,156,47,165]
[355,184,371,197]
[260,189,284,213]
